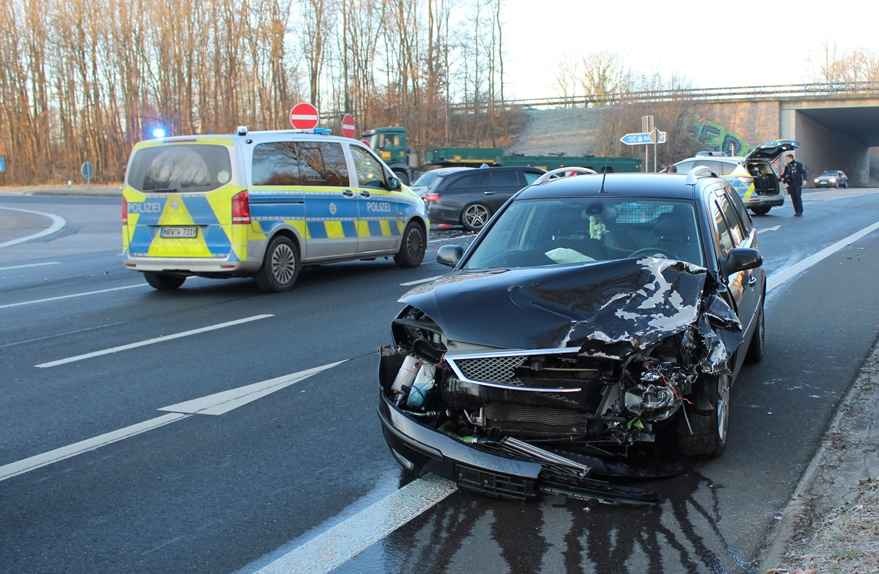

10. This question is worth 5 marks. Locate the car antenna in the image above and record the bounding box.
[599,167,608,193]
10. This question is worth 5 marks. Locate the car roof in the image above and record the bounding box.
[676,156,742,164]
[517,174,704,200]
[148,131,364,147]
[422,167,472,176]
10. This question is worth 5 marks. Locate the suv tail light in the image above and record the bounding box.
[423,192,440,204]
[232,190,251,224]
[121,197,128,224]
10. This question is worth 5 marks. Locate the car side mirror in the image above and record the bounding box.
[387,176,402,191]
[723,247,762,275]
[436,244,464,267]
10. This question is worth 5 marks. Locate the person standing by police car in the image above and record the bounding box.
[781,153,807,217]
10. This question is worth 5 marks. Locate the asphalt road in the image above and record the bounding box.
[1,188,878,573]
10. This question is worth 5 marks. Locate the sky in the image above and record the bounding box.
[500,0,878,100]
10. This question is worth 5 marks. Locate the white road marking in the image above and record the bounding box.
[0,206,67,249]
[0,413,190,483]
[0,261,60,271]
[759,225,781,234]
[0,283,145,310]
[768,220,879,293]
[400,274,445,287]
[253,475,458,574]
[427,234,470,245]
[35,314,274,368]
[0,361,344,482]
[160,361,345,416]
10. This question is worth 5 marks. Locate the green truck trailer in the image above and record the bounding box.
[361,126,641,183]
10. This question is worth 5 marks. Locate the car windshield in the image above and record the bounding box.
[412,170,445,191]
[820,170,838,176]
[127,144,232,193]
[464,197,704,270]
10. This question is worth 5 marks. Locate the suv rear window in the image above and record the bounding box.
[127,145,232,193]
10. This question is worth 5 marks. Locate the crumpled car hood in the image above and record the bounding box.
[400,257,741,357]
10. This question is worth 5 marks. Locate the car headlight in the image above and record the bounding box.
[829,178,837,183]
[814,179,820,183]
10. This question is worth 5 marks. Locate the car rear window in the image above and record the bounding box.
[127,144,232,193]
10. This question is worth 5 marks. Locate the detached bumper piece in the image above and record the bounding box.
[380,393,657,506]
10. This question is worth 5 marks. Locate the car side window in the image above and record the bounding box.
[450,172,488,190]
[717,195,744,246]
[489,170,519,188]
[350,145,386,189]
[297,142,350,187]
[724,186,752,236]
[675,160,695,174]
[711,199,735,257]
[252,142,302,185]
[523,171,542,185]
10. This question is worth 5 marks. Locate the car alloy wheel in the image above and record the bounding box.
[463,204,490,230]
[406,225,424,260]
[271,242,296,285]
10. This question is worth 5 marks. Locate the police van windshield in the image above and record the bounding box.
[464,197,704,269]
[126,144,232,193]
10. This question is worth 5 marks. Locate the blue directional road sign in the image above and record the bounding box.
[620,131,667,145]
[80,160,93,183]
[0,155,6,174]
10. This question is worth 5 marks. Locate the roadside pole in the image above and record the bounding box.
[622,117,667,173]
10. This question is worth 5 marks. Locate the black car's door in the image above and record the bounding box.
[481,169,522,212]
[710,187,761,372]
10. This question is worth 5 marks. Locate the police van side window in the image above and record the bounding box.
[252,142,302,185]
[350,145,387,189]
[297,142,350,187]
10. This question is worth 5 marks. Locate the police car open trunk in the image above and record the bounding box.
[123,142,246,262]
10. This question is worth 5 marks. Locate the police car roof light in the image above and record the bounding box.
[236,125,248,136]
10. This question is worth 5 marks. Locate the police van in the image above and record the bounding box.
[122,127,429,291]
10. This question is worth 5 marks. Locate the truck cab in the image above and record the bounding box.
[361,127,413,184]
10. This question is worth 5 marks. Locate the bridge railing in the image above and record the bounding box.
[447,81,879,110]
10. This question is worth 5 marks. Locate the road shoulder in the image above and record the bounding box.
[761,337,879,573]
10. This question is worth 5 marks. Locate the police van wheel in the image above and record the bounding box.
[394,222,426,268]
[256,236,301,292]
[143,272,186,291]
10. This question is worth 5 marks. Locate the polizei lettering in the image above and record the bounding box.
[366,201,392,213]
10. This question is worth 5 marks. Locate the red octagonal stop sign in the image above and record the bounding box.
[289,102,319,130]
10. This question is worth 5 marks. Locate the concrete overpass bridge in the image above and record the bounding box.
[468,82,879,185]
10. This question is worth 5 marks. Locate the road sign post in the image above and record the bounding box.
[622,118,667,172]
[289,102,320,130]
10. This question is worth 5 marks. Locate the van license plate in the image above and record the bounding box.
[160,226,197,239]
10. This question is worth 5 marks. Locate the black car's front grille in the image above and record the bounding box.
[455,355,527,384]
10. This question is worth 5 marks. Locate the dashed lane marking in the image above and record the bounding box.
[35,314,274,368]
[0,261,60,271]
[0,284,145,310]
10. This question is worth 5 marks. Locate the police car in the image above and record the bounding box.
[122,127,429,291]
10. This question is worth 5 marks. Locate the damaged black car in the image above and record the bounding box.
[379,169,766,504]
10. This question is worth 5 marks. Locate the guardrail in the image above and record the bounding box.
[319,82,879,120]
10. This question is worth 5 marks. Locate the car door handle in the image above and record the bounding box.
[747,275,758,287]
[483,191,495,196]
[360,190,371,198]
[342,189,354,197]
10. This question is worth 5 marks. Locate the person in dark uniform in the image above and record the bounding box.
[781,153,807,217]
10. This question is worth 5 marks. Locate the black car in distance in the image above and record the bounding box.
[421,165,545,231]
[379,168,767,503]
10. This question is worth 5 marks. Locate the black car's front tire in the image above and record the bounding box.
[461,203,491,232]
[143,272,186,291]
[256,235,301,292]
[394,221,426,268]
[677,373,731,458]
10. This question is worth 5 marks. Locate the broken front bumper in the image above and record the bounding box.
[378,391,657,505]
